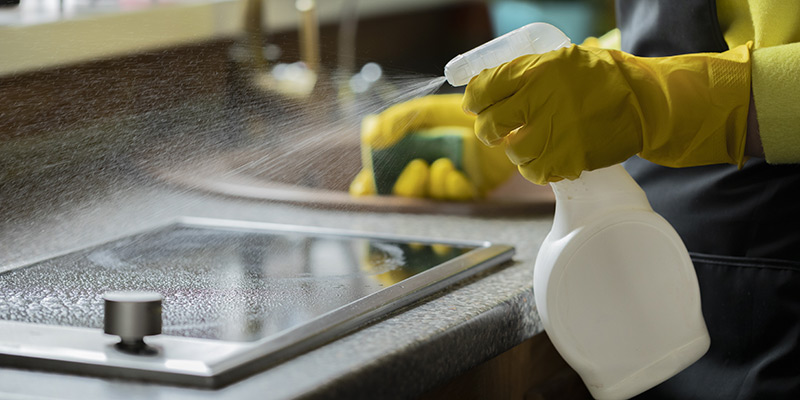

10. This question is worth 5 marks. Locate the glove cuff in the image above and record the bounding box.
[708,43,752,168]
[632,43,752,168]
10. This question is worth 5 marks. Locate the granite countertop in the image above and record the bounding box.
[0,165,554,399]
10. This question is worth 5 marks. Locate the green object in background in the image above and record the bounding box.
[365,127,470,195]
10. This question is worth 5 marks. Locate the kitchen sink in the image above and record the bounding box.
[0,217,513,387]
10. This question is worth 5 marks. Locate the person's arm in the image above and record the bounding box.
[592,28,765,160]
[750,42,800,163]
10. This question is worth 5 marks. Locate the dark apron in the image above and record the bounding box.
[615,1,800,398]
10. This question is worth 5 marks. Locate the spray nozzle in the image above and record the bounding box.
[443,22,571,87]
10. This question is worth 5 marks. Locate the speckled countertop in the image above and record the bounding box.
[0,162,555,399]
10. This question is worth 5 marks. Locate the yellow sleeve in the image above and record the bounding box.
[751,43,800,163]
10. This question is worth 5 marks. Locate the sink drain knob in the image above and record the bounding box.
[104,291,162,355]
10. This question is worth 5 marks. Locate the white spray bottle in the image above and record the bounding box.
[444,23,710,400]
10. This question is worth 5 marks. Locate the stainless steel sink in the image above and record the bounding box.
[0,217,513,387]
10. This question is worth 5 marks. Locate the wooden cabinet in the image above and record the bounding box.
[419,333,593,400]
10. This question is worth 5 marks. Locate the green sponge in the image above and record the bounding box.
[364,127,471,195]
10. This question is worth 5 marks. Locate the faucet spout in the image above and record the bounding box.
[296,0,321,72]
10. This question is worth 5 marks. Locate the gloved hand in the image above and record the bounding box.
[349,94,515,200]
[463,43,753,185]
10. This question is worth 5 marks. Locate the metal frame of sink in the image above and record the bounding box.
[0,217,514,388]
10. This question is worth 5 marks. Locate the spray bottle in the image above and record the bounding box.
[444,23,710,399]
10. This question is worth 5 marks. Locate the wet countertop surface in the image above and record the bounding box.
[0,165,554,399]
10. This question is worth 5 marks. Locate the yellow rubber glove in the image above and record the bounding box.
[349,94,516,200]
[463,43,753,185]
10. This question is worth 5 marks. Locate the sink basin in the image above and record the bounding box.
[0,217,513,387]
[156,141,555,216]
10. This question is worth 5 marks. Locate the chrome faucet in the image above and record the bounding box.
[240,0,364,101]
